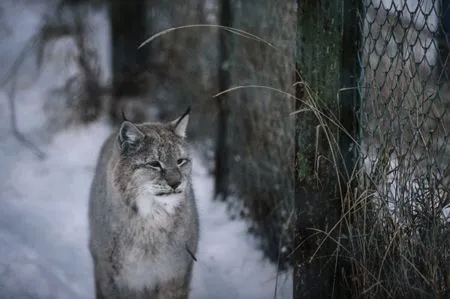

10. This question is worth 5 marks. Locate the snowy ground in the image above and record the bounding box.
[0,112,292,299]
[0,2,292,299]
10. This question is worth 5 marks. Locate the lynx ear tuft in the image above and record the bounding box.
[118,121,144,151]
[170,106,190,138]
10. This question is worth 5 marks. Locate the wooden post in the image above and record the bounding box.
[293,0,360,297]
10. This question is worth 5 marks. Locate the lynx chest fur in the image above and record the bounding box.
[88,108,199,299]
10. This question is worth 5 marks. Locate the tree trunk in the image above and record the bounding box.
[109,0,149,123]
[214,0,232,200]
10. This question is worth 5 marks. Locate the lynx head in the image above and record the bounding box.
[112,107,192,216]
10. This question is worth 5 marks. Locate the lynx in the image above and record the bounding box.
[88,108,199,299]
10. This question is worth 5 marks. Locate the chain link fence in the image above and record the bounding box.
[353,0,449,296]
[222,0,296,267]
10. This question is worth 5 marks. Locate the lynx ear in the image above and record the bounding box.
[118,121,144,151]
[170,106,190,138]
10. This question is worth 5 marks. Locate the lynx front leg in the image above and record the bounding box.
[93,262,122,299]
[92,255,108,299]
[157,277,190,299]
[95,279,107,299]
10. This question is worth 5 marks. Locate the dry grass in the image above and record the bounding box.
[340,1,449,297]
[287,67,449,297]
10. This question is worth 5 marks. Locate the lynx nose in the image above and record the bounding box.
[168,180,181,190]
[165,168,182,190]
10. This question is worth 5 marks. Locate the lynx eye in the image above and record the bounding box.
[177,158,188,167]
[147,161,162,169]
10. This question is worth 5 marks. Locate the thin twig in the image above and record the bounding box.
[7,83,46,159]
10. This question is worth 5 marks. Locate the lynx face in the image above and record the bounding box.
[112,109,192,216]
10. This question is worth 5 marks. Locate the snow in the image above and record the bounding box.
[0,103,292,299]
[0,2,292,298]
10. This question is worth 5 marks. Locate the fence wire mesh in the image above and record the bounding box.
[223,0,296,267]
[354,0,449,297]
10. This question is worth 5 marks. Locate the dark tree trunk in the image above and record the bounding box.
[109,0,149,123]
[214,0,232,200]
